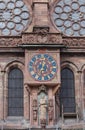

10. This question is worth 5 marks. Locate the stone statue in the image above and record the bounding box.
[39,94,47,128]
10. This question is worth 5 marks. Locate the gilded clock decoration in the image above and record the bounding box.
[29,54,57,81]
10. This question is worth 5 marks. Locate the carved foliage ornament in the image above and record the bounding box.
[22,33,62,44]
[0,35,85,48]
[0,37,22,46]
[63,38,85,47]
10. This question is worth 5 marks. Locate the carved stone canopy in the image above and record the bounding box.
[38,85,47,94]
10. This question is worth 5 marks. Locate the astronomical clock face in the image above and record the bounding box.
[29,54,57,81]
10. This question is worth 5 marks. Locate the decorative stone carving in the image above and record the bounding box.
[33,27,49,34]
[22,34,36,44]
[25,83,31,94]
[55,89,60,108]
[22,33,62,44]
[38,92,47,128]
[0,37,22,47]
[33,99,37,120]
[37,35,48,43]
[63,37,85,47]
[0,33,85,48]
[38,85,47,94]
[48,99,53,120]
[38,85,48,128]
[49,34,62,43]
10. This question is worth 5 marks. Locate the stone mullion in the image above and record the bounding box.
[0,70,7,120]
[3,71,8,119]
[81,71,85,120]
[74,71,79,113]
[0,70,4,120]
[77,71,83,119]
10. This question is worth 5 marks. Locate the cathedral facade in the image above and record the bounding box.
[0,0,85,129]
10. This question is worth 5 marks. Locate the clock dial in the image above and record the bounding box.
[29,54,57,81]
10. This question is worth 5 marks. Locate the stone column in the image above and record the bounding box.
[0,70,4,120]
[0,69,8,120]
[81,71,85,120]
[48,87,54,126]
[77,71,83,120]
[30,88,38,127]
[24,84,30,120]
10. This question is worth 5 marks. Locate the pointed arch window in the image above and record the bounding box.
[60,68,76,113]
[8,68,23,116]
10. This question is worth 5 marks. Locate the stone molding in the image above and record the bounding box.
[32,0,49,2]
[22,33,62,44]
[32,0,49,7]
[63,37,85,48]
[0,34,85,48]
[0,37,22,47]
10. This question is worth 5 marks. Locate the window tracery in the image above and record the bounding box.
[0,0,31,36]
[52,0,85,36]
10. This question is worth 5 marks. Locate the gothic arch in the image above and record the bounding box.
[81,64,85,72]
[78,64,85,92]
[60,61,79,113]
[60,67,76,114]
[80,64,85,90]
[61,61,79,73]
[3,60,24,119]
[4,60,24,74]
[61,61,79,90]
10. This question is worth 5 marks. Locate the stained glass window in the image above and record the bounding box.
[52,0,85,36]
[0,0,31,36]
[8,68,23,116]
[60,68,76,113]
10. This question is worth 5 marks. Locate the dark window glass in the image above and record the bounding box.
[60,68,76,113]
[8,68,23,116]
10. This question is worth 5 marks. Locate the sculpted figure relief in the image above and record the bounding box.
[38,92,48,128]
[39,95,47,120]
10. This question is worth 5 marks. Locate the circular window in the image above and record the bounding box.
[0,0,31,36]
[52,0,85,36]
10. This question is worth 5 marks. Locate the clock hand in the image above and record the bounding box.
[37,61,45,75]
[42,61,45,70]
[41,61,46,72]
